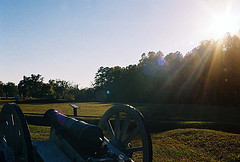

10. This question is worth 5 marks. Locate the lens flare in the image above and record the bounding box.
[157,58,165,66]
[142,57,165,77]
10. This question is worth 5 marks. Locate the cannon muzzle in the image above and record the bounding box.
[44,109,104,155]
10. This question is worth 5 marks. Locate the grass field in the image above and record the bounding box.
[1,101,240,122]
[1,100,240,161]
[2,101,239,133]
[152,128,240,161]
[1,102,113,117]
[28,125,240,161]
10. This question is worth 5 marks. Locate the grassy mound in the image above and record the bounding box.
[28,126,240,161]
[152,129,240,161]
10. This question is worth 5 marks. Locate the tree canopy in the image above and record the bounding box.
[93,33,240,105]
[1,33,240,105]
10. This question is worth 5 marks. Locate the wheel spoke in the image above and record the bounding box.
[6,114,22,154]
[7,114,14,127]
[126,146,143,153]
[0,122,6,139]
[124,127,139,145]
[114,112,120,140]
[0,103,34,161]
[6,114,15,140]
[120,114,130,142]
[98,105,152,162]
[105,120,115,141]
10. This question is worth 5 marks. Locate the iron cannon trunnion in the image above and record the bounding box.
[0,103,152,162]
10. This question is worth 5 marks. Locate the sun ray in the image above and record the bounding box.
[201,0,240,39]
[177,42,214,101]
[202,39,224,102]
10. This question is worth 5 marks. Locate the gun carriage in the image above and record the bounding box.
[0,103,152,161]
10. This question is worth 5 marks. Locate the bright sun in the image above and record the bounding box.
[210,13,240,39]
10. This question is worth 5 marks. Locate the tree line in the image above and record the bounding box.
[94,33,240,105]
[1,33,240,105]
[0,74,94,101]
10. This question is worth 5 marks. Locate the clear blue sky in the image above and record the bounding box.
[1,0,240,87]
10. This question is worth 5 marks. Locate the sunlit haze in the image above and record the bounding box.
[208,6,240,39]
[1,0,240,87]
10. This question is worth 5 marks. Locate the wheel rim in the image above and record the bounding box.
[98,104,152,162]
[0,103,34,162]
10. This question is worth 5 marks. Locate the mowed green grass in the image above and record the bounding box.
[1,101,240,123]
[2,101,240,161]
[10,102,240,134]
[17,102,113,117]
[152,129,240,161]
[132,103,240,123]
[29,125,50,141]
[28,125,240,161]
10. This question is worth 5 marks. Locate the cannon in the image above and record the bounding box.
[0,103,152,162]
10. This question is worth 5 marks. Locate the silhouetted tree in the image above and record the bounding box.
[2,32,240,105]
[0,81,4,97]
[3,82,18,99]
[40,83,54,98]
[92,32,240,105]
[49,79,77,100]
[18,74,44,98]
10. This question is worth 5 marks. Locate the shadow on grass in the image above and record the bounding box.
[24,114,240,134]
[130,103,240,123]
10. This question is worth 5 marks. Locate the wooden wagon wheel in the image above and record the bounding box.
[98,104,152,162]
[0,103,34,161]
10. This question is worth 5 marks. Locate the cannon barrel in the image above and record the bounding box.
[44,109,104,155]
